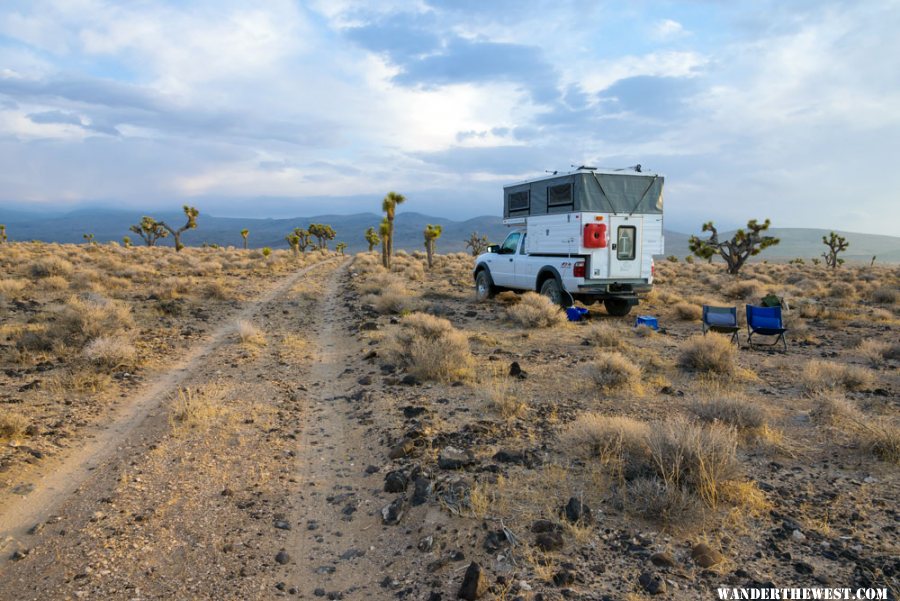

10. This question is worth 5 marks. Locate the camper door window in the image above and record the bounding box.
[616,226,636,260]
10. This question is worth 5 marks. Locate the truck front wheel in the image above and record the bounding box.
[475,270,496,301]
[604,298,632,317]
[540,278,572,308]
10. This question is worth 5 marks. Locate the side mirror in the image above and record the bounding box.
[487,244,500,254]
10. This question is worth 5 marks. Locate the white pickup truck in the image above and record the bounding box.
[472,167,664,316]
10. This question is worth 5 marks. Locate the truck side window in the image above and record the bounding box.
[616,226,635,260]
[499,232,521,254]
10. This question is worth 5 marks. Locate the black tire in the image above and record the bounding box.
[604,298,632,317]
[540,278,573,308]
[475,269,496,301]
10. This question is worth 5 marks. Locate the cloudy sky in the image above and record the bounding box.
[1,0,899,234]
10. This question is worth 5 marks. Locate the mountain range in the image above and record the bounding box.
[0,208,897,262]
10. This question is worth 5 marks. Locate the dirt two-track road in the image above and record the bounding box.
[0,259,437,600]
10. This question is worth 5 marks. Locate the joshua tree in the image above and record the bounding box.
[365,226,380,252]
[308,223,336,250]
[83,233,96,245]
[688,219,780,275]
[122,236,132,248]
[130,216,168,246]
[286,233,301,257]
[159,205,199,252]
[381,191,406,266]
[423,224,442,269]
[262,247,272,259]
[240,228,249,250]
[0,224,7,244]
[379,218,391,268]
[464,231,489,256]
[292,228,311,253]
[335,242,347,256]
[822,231,849,269]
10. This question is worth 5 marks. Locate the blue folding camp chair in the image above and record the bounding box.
[746,305,788,350]
[702,305,740,344]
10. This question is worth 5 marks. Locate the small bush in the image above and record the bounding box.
[0,279,26,298]
[870,287,898,305]
[366,282,419,314]
[385,312,473,381]
[692,397,767,431]
[507,292,566,328]
[170,386,224,429]
[0,412,28,442]
[83,335,136,368]
[801,359,875,393]
[563,413,650,479]
[647,417,740,508]
[587,352,641,394]
[857,339,894,367]
[724,279,765,300]
[828,282,856,299]
[585,323,622,348]
[673,302,702,321]
[236,320,266,346]
[678,334,736,375]
[28,257,74,278]
[624,476,701,523]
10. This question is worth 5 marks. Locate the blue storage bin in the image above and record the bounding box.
[566,307,590,322]
[635,315,659,330]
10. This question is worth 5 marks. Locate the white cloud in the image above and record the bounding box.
[652,18,687,41]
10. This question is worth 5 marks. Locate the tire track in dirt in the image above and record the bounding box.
[280,262,409,599]
[0,258,338,568]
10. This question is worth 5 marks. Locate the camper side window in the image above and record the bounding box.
[547,183,573,209]
[616,226,636,260]
[508,191,529,213]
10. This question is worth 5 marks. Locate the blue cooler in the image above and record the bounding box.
[566,307,590,322]
[634,315,659,330]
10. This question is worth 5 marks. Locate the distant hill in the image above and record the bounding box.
[0,208,897,262]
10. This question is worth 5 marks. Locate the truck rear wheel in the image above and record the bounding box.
[475,270,496,301]
[604,298,632,317]
[540,278,572,308]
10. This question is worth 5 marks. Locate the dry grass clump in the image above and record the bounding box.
[385,312,473,381]
[859,419,900,464]
[673,302,702,321]
[563,413,650,479]
[585,323,622,348]
[678,334,736,375]
[236,320,266,346]
[368,282,419,314]
[692,397,767,432]
[506,292,566,328]
[28,256,74,278]
[0,412,29,442]
[587,352,642,394]
[17,295,133,352]
[647,417,740,509]
[857,339,897,367]
[170,386,225,430]
[480,369,527,420]
[801,359,875,393]
[83,335,137,369]
[811,396,899,464]
[724,279,765,300]
[624,476,702,524]
[828,281,857,299]
[870,286,898,305]
[0,278,27,298]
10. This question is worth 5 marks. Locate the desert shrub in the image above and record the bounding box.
[673,302,702,321]
[506,292,566,328]
[365,281,418,314]
[692,397,767,431]
[385,312,473,381]
[83,335,136,369]
[0,279,26,298]
[585,323,622,348]
[28,257,74,278]
[857,339,894,367]
[170,386,224,429]
[624,476,701,523]
[811,396,899,464]
[587,352,641,394]
[811,395,863,425]
[40,275,70,291]
[801,359,875,393]
[647,417,740,508]
[0,412,28,442]
[859,419,900,464]
[870,287,898,304]
[563,413,650,479]
[202,280,233,301]
[678,334,736,375]
[236,320,266,346]
[27,295,133,351]
[634,324,656,337]
[724,279,765,300]
[828,282,856,299]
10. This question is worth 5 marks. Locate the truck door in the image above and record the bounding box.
[490,231,521,287]
[608,216,642,279]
